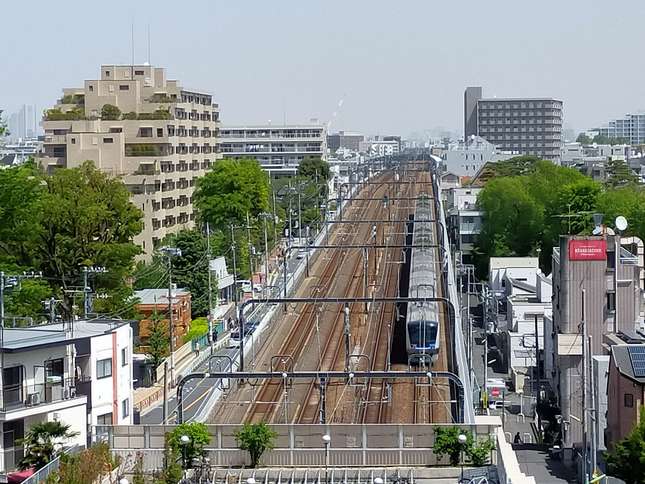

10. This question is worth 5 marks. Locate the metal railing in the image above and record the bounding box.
[21,445,82,484]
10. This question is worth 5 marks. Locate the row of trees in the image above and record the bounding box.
[0,160,143,322]
[576,132,629,145]
[474,156,644,276]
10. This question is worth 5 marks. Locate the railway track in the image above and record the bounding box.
[244,175,393,424]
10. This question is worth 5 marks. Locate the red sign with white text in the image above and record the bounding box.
[568,239,607,261]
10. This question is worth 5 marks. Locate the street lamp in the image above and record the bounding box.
[246,478,256,484]
[119,479,129,484]
[373,478,384,484]
[322,434,331,482]
[458,433,467,480]
[180,434,191,470]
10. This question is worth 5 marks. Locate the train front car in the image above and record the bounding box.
[406,194,441,366]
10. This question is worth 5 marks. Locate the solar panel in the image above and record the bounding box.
[628,346,645,377]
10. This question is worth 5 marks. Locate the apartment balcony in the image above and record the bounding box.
[43,134,68,144]
[1,378,87,421]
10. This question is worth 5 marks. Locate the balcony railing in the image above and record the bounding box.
[2,378,77,411]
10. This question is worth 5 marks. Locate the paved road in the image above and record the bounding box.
[141,247,305,424]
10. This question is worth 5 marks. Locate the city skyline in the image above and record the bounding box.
[3,0,645,137]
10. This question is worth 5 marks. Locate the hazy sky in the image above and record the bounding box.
[3,0,645,138]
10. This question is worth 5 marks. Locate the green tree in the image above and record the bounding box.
[297,156,331,184]
[0,162,46,268]
[605,407,645,483]
[596,186,645,243]
[576,133,592,144]
[592,134,629,145]
[37,161,143,317]
[235,422,277,468]
[146,311,169,370]
[19,421,79,470]
[469,438,495,466]
[605,158,638,188]
[170,423,210,465]
[100,104,121,120]
[432,427,472,466]
[161,229,210,317]
[194,158,270,229]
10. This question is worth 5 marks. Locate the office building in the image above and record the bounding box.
[464,87,563,163]
[6,105,38,142]
[327,131,364,152]
[545,236,641,450]
[218,125,327,176]
[0,319,133,473]
[596,113,645,145]
[40,64,220,257]
[443,135,516,177]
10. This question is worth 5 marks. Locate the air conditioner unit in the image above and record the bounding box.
[27,393,40,406]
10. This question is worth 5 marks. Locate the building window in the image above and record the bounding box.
[105,71,110,77]
[89,85,94,92]
[135,70,144,76]
[122,398,130,418]
[97,358,112,379]
[121,347,128,366]
[119,85,129,91]
[97,412,112,425]
[157,128,164,137]
[103,137,113,144]
[71,138,76,144]
[625,393,634,407]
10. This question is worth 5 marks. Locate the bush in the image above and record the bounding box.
[235,423,277,468]
[157,434,182,484]
[101,104,121,120]
[137,108,172,120]
[432,427,495,467]
[183,317,209,343]
[169,422,210,465]
[44,107,85,121]
[47,443,120,484]
[123,112,138,120]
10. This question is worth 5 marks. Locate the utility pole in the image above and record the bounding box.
[161,247,182,387]
[246,212,255,294]
[82,266,107,319]
[483,285,489,409]
[206,222,214,342]
[230,225,239,327]
[0,271,4,411]
[272,189,278,246]
[582,288,588,484]
[297,191,302,246]
[589,334,597,479]
[534,314,542,441]
[260,213,270,291]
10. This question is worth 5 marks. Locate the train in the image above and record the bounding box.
[405,193,441,365]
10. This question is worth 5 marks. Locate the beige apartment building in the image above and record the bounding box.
[40,64,220,257]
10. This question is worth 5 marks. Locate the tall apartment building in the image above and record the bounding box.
[40,65,220,257]
[464,87,563,163]
[596,113,645,145]
[218,125,327,176]
[545,236,641,450]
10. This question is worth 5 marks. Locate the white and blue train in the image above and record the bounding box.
[405,194,441,365]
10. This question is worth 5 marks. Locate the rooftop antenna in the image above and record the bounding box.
[130,21,135,77]
[147,24,151,65]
